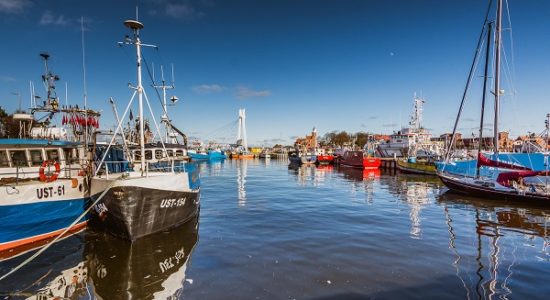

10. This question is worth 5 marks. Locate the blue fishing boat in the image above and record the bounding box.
[0,54,100,260]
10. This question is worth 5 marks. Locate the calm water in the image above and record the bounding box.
[1,159,549,299]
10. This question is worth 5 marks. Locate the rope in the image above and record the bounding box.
[0,175,122,282]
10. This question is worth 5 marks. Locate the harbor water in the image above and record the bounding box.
[1,159,549,299]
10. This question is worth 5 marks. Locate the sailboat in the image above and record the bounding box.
[89,17,200,240]
[437,0,550,203]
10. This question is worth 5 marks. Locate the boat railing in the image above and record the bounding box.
[96,158,188,179]
[0,158,89,186]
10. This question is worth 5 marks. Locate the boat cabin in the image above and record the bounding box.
[0,139,86,184]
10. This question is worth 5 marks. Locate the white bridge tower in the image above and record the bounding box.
[237,108,248,151]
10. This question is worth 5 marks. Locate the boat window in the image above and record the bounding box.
[167,150,174,157]
[175,150,184,157]
[10,150,28,167]
[29,150,43,166]
[64,148,76,164]
[145,150,152,160]
[134,151,141,161]
[155,150,163,159]
[0,151,9,167]
[46,149,60,162]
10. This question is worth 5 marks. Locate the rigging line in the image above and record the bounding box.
[142,53,170,120]
[505,0,516,87]
[0,174,123,282]
[443,0,494,164]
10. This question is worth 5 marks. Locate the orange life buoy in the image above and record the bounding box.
[39,160,61,182]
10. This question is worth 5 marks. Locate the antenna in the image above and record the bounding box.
[171,63,175,85]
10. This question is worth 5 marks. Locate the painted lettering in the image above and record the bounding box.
[36,185,65,199]
[160,197,187,208]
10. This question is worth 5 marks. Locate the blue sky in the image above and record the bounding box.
[1,0,550,145]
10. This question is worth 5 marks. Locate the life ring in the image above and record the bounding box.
[39,160,61,182]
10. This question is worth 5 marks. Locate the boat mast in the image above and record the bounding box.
[152,65,177,143]
[124,18,146,172]
[493,0,503,154]
[477,22,493,178]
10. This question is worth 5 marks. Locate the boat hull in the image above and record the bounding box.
[363,157,381,169]
[397,160,437,175]
[0,178,88,260]
[90,173,200,240]
[438,173,550,203]
[316,155,334,165]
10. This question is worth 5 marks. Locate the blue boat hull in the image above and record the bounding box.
[0,198,87,260]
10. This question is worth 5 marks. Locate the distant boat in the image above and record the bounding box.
[396,158,437,175]
[377,95,439,158]
[259,150,271,159]
[315,149,334,165]
[338,150,381,169]
[89,18,200,240]
[316,154,334,165]
[288,150,316,165]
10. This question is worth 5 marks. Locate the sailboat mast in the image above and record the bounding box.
[477,22,493,178]
[493,0,503,154]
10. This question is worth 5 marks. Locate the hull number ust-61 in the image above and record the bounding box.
[36,185,65,199]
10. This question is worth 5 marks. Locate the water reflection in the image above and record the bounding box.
[0,218,199,299]
[391,174,443,239]
[0,234,86,299]
[439,192,550,299]
[237,159,248,206]
[86,216,199,299]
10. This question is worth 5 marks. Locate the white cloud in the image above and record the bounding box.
[192,84,224,94]
[0,75,16,82]
[0,0,32,14]
[235,86,271,100]
[149,1,205,20]
[40,10,70,26]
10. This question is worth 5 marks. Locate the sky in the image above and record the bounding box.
[1,0,550,146]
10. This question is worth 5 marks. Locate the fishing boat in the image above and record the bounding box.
[377,95,438,158]
[0,54,100,260]
[338,150,381,169]
[437,0,550,203]
[288,150,316,165]
[89,17,200,240]
[396,158,437,175]
[259,149,271,159]
[316,154,334,165]
[315,148,334,165]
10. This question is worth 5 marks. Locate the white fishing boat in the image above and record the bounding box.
[89,17,200,240]
[378,95,440,158]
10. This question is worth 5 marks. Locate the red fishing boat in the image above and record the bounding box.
[363,156,382,170]
[316,154,334,165]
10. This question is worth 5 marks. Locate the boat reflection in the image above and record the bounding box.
[195,159,225,177]
[391,173,443,239]
[439,192,550,299]
[287,164,335,187]
[338,167,380,182]
[0,233,86,299]
[85,216,199,299]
